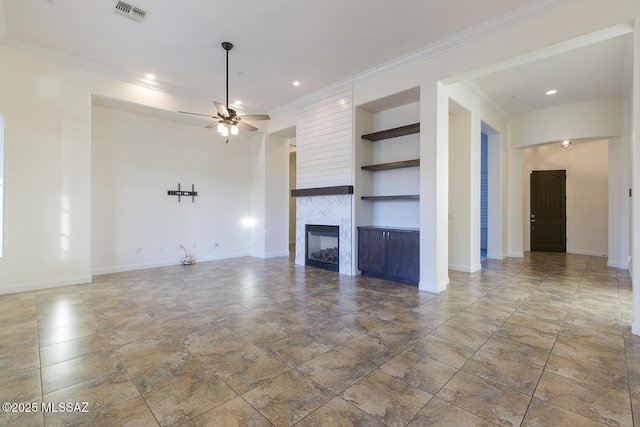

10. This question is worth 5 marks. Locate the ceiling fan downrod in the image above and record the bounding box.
[222,42,233,111]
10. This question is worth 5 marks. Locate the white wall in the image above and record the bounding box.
[0,49,93,293]
[512,99,624,148]
[523,140,609,256]
[91,104,253,274]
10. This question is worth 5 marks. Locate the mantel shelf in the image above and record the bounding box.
[361,123,420,141]
[361,159,420,171]
[361,195,419,201]
[291,185,354,197]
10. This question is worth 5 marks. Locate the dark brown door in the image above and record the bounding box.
[530,170,566,252]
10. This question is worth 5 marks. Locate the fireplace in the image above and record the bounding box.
[305,225,339,272]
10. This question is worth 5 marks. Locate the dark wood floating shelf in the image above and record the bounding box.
[361,159,420,171]
[291,185,354,197]
[361,123,420,141]
[361,195,419,201]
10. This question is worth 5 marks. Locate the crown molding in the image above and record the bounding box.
[354,0,581,85]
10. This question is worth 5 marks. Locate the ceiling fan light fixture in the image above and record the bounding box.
[231,124,239,135]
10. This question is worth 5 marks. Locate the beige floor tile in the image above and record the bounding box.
[342,369,433,426]
[295,396,387,427]
[143,369,237,426]
[40,333,111,367]
[0,347,40,380]
[379,350,458,395]
[297,349,375,394]
[212,348,291,394]
[437,370,531,426]
[462,351,543,395]
[242,370,334,426]
[63,396,159,427]
[43,369,140,427]
[534,371,633,426]
[478,336,550,369]
[182,396,271,427]
[408,396,497,426]
[521,397,609,427]
[41,349,125,394]
[410,334,476,369]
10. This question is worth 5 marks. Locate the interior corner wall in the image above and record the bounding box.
[91,104,253,273]
[523,140,609,256]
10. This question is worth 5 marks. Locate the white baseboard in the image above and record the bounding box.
[0,275,93,296]
[567,249,607,257]
[448,263,482,273]
[249,251,290,259]
[607,260,629,269]
[91,252,251,276]
[632,322,640,337]
[486,252,505,260]
[507,251,525,258]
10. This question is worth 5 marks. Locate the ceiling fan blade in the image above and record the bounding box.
[236,121,259,132]
[238,114,271,121]
[178,110,216,118]
[214,102,229,117]
[205,121,220,129]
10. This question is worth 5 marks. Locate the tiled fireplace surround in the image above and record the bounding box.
[295,195,353,275]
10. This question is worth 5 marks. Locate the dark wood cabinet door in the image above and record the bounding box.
[386,230,420,284]
[358,228,387,276]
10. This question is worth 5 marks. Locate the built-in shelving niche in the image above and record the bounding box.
[354,87,421,233]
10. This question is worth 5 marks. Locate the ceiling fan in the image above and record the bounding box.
[179,42,270,138]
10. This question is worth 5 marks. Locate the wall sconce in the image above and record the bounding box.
[560,140,572,149]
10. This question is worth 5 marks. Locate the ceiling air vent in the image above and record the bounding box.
[114,1,149,23]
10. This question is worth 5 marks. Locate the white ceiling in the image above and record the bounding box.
[0,0,631,118]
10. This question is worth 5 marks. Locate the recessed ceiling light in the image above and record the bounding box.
[293,81,301,87]
[234,100,242,106]
[546,89,557,95]
[145,74,156,80]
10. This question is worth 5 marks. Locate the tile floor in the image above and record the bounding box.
[0,251,637,426]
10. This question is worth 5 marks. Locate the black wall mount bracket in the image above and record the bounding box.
[168,183,198,203]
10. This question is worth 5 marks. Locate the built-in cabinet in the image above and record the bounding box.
[354,93,421,285]
[358,226,419,285]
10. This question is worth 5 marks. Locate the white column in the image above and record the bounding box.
[419,81,449,292]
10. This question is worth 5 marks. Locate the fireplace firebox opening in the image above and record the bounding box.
[305,225,339,272]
